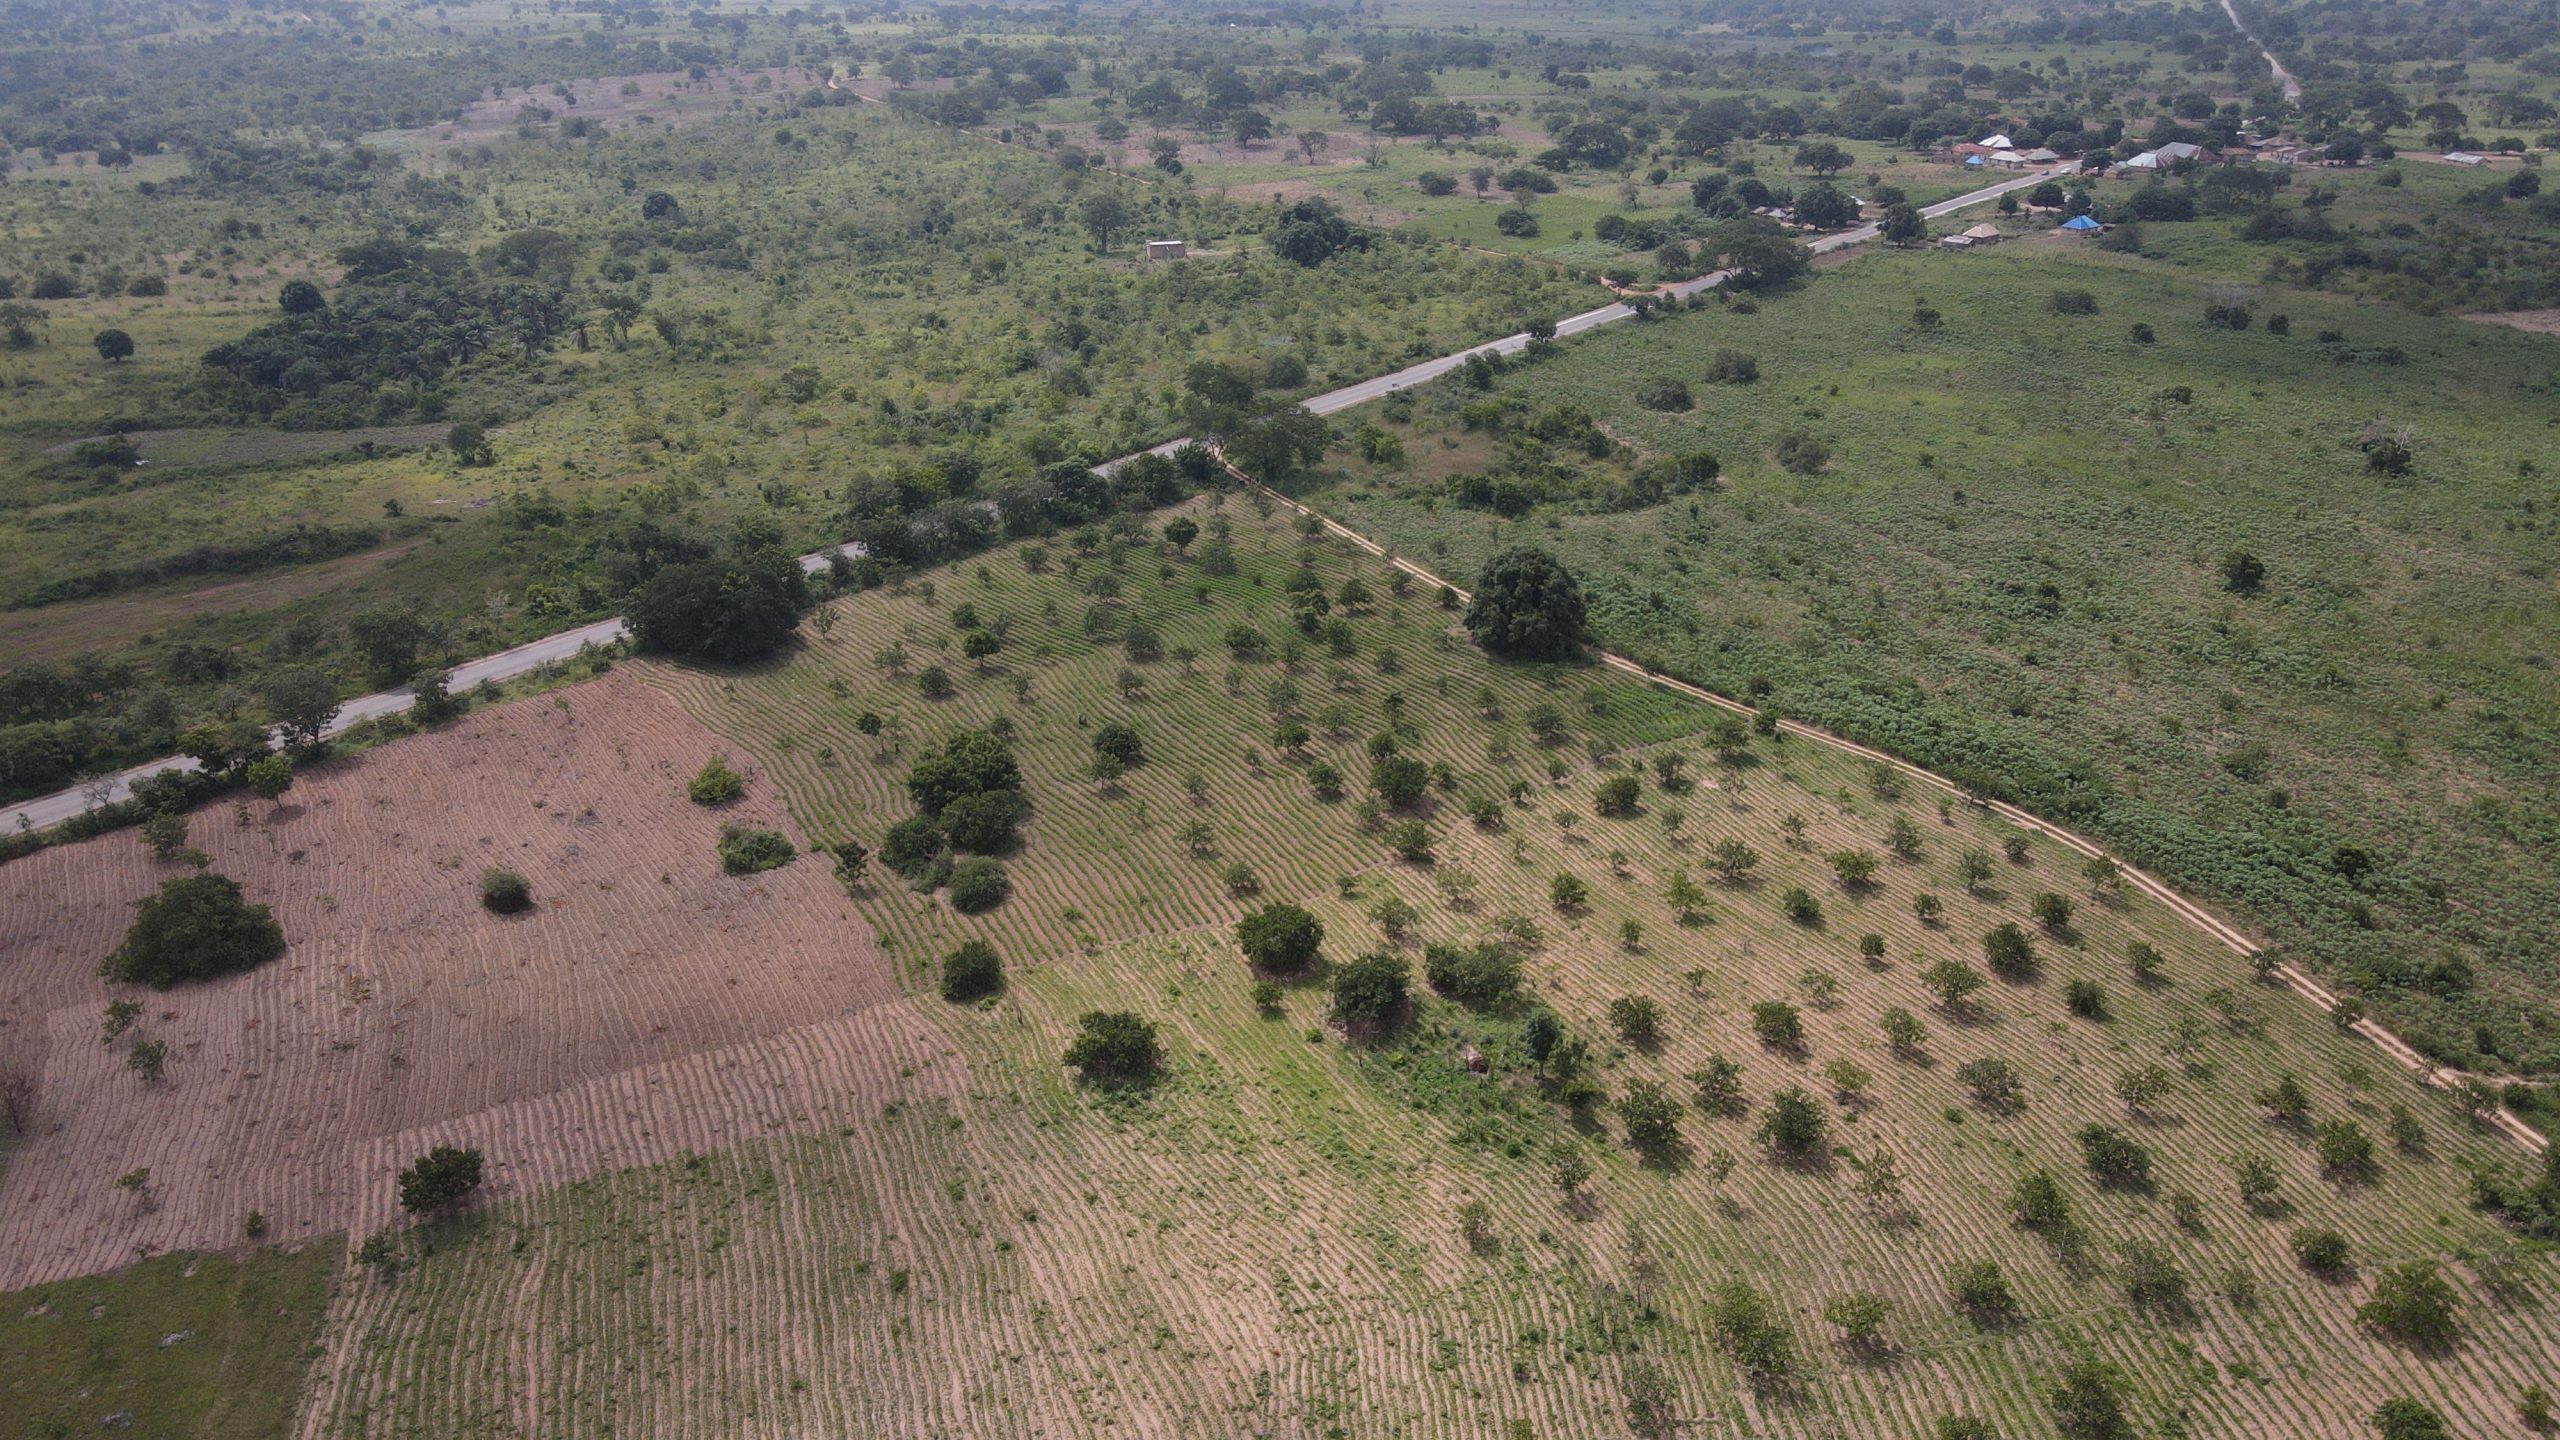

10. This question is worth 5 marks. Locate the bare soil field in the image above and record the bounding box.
[0,670,904,1288]
[2462,307,2560,335]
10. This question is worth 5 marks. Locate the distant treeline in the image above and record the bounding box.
[9,524,383,610]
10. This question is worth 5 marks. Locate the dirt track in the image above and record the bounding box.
[0,671,904,1287]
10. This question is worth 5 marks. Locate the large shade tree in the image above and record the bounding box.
[1464,547,1589,660]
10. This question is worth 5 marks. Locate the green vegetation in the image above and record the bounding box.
[1309,234,2560,1072]
[0,1245,337,1440]
[477,867,532,915]
[100,872,285,987]
[714,826,795,876]
[397,1145,486,1214]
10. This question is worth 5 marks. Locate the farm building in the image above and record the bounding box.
[2059,214,2104,233]
[1145,238,1187,260]
[2442,151,2487,166]
[1961,223,2006,243]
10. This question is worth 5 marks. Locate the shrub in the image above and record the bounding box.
[880,816,948,879]
[2077,1124,2153,1189]
[1704,1279,1798,1386]
[1423,941,1521,1006]
[1063,1010,1162,1081]
[2049,1351,2133,1440]
[1780,886,1822,925]
[2316,1118,2379,1182]
[2291,1226,2351,1275]
[2065,978,2109,1020]
[139,809,189,860]
[1948,1260,2016,1323]
[1618,1078,1683,1159]
[908,729,1023,815]
[687,756,745,805]
[1705,348,1759,384]
[1751,1000,1804,1051]
[1371,754,1429,807]
[716,827,795,875]
[940,789,1025,853]
[102,874,286,987]
[1689,1053,1746,1115]
[1237,903,1325,972]
[2049,288,2100,315]
[2372,1398,2451,1440]
[478,868,533,914]
[1922,960,1987,1010]
[1609,995,1663,1045]
[1758,1086,1828,1158]
[947,857,1011,913]
[2360,1261,2460,1351]
[397,1145,485,1214]
[1983,922,2038,980]
[1772,428,1829,474]
[1092,721,1143,766]
[1594,773,1642,816]
[1550,872,1590,911]
[1330,950,1410,1025]
[1634,377,1693,412]
[1956,1058,2023,1113]
[941,940,1003,1002]
[2012,1168,2071,1231]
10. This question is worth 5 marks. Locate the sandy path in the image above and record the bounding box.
[0,671,901,1287]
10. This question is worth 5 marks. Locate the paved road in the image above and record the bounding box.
[1,169,2059,837]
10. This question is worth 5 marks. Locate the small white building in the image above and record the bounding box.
[1978,133,2016,150]
[2442,151,2486,166]
[1961,222,2005,243]
[1145,238,1187,260]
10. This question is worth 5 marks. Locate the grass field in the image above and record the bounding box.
[277,499,2557,1438]
[0,1243,337,1440]
[1300,231,2560,1076]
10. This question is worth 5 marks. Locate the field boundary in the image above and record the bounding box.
[1228,459,2551,1155]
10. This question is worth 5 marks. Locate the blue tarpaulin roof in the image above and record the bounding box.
[2060,215,2102,230]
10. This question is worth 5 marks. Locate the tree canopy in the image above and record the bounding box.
[625,548,811,664]
[1464,547,1589,660]
[103,873,286,988]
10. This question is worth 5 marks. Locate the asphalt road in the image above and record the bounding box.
[2,168,2060,837]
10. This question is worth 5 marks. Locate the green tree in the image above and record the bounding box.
[1463,547,1589,660]
[397,1145,485,1213]
[626,551,810,663]
[262,667,340,748]
[348,604,433,684]
[478,868,532,914]
[243,752,294,806]
[1758,1086,1828,1158]
[2049,1351,2133,1440]
[907,729,1023,815]
[2372,1398,2451,1440]
[941,940,1003,1002]
[93,327,134,363]
[1236,902,1324,972]
[1079,191,1136,252]
[1063,1010,1162,1081]
[1617,1078,1683,1159]
[1330,951,1409,1025]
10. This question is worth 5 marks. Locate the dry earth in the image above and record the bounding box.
[0,670,913,1288]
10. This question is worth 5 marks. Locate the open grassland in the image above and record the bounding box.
[1,1243,337,1440]
[0,669,905,1288]
[287,501,2560,1438]
[1303,236,2560,1075]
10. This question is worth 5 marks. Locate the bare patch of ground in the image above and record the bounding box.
[0,670,904,1288]
[2463,308,2560,335]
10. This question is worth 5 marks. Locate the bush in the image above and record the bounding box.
[1772,428,1830,474]
[1609,995,1663,1046]
[2358,1260,2460,1351]
[1423,941,1521,1006]
[1330,950,1410,1025]
[1092,721,1143,766]
[397,1145,484,1214]
[947,857,1011,913]
[1983,922,2038,979]
[1463,547,1588,660]
[2290,1226,2351,1275]
[2049,288,2100,315]
[1371,754,1429,807]
[2065,978,2109,1020]
[1958,1057,2025,1113]
[478,868,533,914]
[941,940,1003,1002]
[102,873,286,987]
[716,826,796,875]
[1595,773,1642,816]
[2372,1398,2451,1440]
[1780,886,1822,925]
[1618,1078,1683,1159]
[908,729,1022,815]
[1237,902,1324,972]
[1634,377,1693,412]
[1751,1000,1804,1051]
[880,816,948,879]
[1948,1259,2016,1323]
[2077,1124,2153,1189]
[1063,1010,1161,1081]
[940,789,1025,853]
[687,756,745,805]
[1758,1086,1828,1158]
